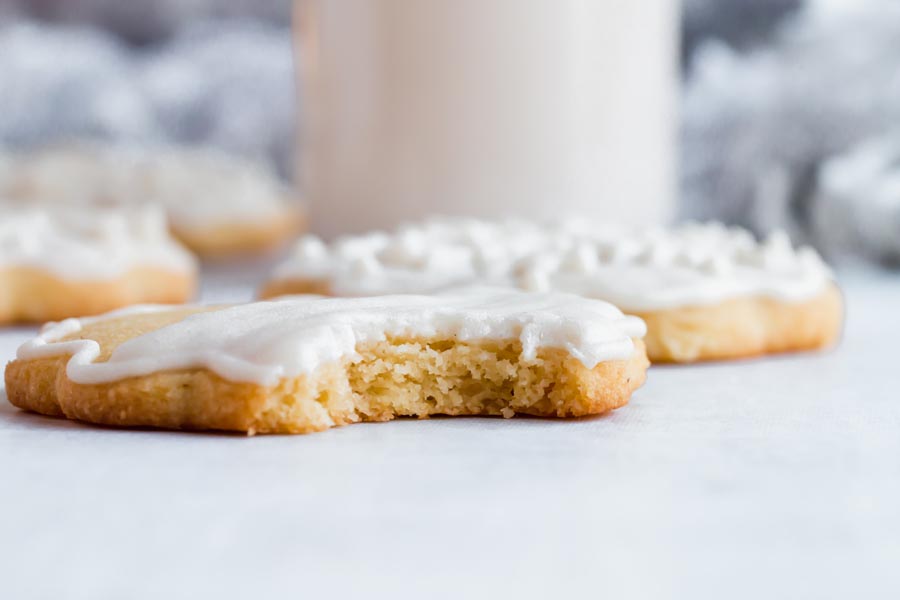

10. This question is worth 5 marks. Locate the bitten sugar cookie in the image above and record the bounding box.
[0,206,196,324]
[0,144,303,256]
[261,219,843,363]
[5,289,649,434]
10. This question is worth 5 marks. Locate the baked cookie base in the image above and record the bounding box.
[4,308,648,434]
[173,208,305,257]
[260,278,844,363]
[0,266,195,325]
[259,277,333,300]
[636,284,843,363]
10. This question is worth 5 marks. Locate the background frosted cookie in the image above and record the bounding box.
[0,144,304,256]
[5,289,648,434]
[261,218,550,297]
[0,206,196,324]
[261,218,843,363]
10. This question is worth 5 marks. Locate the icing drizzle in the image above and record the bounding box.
[17,288,646,386]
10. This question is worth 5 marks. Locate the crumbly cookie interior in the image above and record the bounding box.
[251,337,641,433]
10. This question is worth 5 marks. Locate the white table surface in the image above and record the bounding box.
[1,267,898,600]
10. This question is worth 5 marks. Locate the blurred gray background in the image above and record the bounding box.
[1,0,898,266]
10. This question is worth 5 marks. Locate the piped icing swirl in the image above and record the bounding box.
[17,288,646,386]
[271,218,834,310]
[0,205,196,278]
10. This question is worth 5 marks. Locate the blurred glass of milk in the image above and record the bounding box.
[295,0,678,237]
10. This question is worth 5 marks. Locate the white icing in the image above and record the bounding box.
[272,218,550,295]
[17,288,646,386]
[270,218,834,310]
[0,144,296,229]
[0,204,196,279]
[137,149,294,228]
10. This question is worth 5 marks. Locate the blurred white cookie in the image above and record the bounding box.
[0,143,304,256]
[0,204,196,324]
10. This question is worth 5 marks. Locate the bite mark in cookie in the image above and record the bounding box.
[5,289,649,434]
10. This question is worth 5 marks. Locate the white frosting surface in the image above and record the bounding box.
[0,204,196,279]
[0,144,295,229]
[271,218,834,310]
[17,288,646,386]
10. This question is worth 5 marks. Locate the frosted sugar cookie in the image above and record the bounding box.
[260,218,550,297]
[0,205,196,324]
[0,144,303,256]
[261,218,842,363]
[4,289,649,434]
